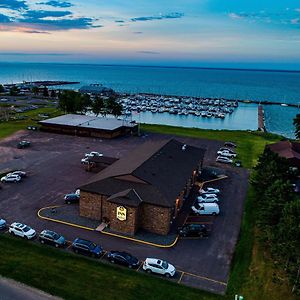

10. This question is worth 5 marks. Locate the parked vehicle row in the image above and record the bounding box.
[2,221,177,278]
[215,141,237,164]
[191,202,220,215]
[0,170,27,183]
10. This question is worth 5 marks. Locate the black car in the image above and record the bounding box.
[71,238,103,258]
[39,230,66,247]
[107,251,139,268]
[224,141,236,148]
[27,125,38,131]
[178,224,208,237]
[64,193,80,204]
[17,140,31,149]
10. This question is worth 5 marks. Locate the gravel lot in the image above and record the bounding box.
[0,130,249,295]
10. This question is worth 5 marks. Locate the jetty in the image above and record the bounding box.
[258,104,266,132]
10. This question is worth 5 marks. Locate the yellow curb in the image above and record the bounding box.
[37,205,179,248]
[100,229,179,248]
[178,270,227,286]
[37,205,95,231]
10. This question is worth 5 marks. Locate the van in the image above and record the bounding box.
[191,203,220,216]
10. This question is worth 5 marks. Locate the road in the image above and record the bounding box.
[0,277,61,300]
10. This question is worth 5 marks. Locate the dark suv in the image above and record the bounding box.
[107,251,139,268]
[178,224,208,237]
[39,230,66,247]
[71,238,103,258]
[17,140,31,149]
[64,193,80,204]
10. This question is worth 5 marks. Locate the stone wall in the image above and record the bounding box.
[80,191,103,220]
[140,204,173,235]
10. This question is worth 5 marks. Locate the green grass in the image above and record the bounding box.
[141,124,282,169]
[0,234,220,300]
[0,107,62,139]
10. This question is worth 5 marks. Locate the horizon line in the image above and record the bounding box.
[0,61,300,73]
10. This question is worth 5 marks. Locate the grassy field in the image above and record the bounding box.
[0,118,296,300]
[0,234,219,300]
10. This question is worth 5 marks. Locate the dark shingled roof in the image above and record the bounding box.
[267,141,300,160]
[80,139,205,208]
[107,189,143,207]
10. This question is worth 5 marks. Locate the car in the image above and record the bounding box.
[85,151,103,158]
[107,251,139,268]
[75,189,80,196]
[27,125,38,130]
[64,193,80,204]
[8,170,26,178]
[0,218,7,230]
[199,187,220,195]
[81,157,89,164]
[217,150,237,158]
[218,147,236,154]
[9,222,36,239]
[216,156,233,164]
[39,230,66,247]
[224,141,237,148]
[1,174,21,183]
[71,238,103,258]
[178,224,208,237]
[143,258,176,278]
[17,140,31,149]
[191,203,220,216]
[197,194,219,203]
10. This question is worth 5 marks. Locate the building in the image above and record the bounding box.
[267,141,300,168]
[39,114,138,139]
[79,139,205,235]
[79,84,114,95]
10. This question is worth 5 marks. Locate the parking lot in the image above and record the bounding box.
[0,130,249,295]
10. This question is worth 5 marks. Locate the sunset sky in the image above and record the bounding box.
[0,0,300,69]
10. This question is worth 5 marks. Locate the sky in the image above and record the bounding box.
[0,0,300,69]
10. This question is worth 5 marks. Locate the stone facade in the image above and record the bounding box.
[80,190,173,235]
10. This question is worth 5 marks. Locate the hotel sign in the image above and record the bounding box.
[116,206,127,221]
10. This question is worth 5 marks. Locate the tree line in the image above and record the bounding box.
[251,148,300,293]
[58,90,122,117]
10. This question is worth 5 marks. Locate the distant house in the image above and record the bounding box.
[267,141,300,168]
[79,84,114,96]
[79,139,205,235]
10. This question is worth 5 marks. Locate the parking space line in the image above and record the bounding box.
[178,270,227,286]
[66,241,72,249]
[99,251,107,259]
[177,271,184,284]
[136,261,144,272]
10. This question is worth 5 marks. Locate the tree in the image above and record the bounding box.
[58,90,91,114]
[106,97,123,117]
[294,114,300,139]
[42,87,49,97]
[32,86,39,95]
[0,84,4,93]
[9,86,18,96]
[50,90,56,98]
[92,96,104,116]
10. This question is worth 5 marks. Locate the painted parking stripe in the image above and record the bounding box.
[178,270,227,286]
[99,251,107,259]
[177,271,185,284]
[136,261,144,272]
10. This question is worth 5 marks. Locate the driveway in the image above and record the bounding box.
[0,130,249,295]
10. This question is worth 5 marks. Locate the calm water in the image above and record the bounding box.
[0,62,299,137]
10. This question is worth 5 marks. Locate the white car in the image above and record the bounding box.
[191,203,220,215]
[143,258,176,278]
[81,157,89,164]
[199,187,220,195]
[217,150,236,158]
[197,194,219,203]
[9,222,36,239]
[84,151,103,158]
[1,174,21,183]
[216,156,233,164]
[8,171,26,178]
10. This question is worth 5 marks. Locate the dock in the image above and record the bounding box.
[258,104,266,132]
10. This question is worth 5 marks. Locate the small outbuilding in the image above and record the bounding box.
[79,139,205,235]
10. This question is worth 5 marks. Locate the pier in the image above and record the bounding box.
[258,104,266,132]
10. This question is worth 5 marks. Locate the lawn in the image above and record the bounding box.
[0,235,219,300]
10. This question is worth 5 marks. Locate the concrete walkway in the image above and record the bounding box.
[0,277,62,300]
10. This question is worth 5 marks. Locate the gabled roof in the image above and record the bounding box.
[80,139,205,208]
[268,141,300,160]
[107,189,143,207]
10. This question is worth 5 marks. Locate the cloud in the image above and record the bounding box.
[131,12,184,22]
[291,18,299,24]
[137,50,160,55]
[228,13,245,20]
[37,1,73,8]
[115,20,124,23]
[133,31,143,34]
[0,0,28,10]
[0,52,70,55]
[0,13,12,23]
[296,8,300,13]
[24,10,72,18]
